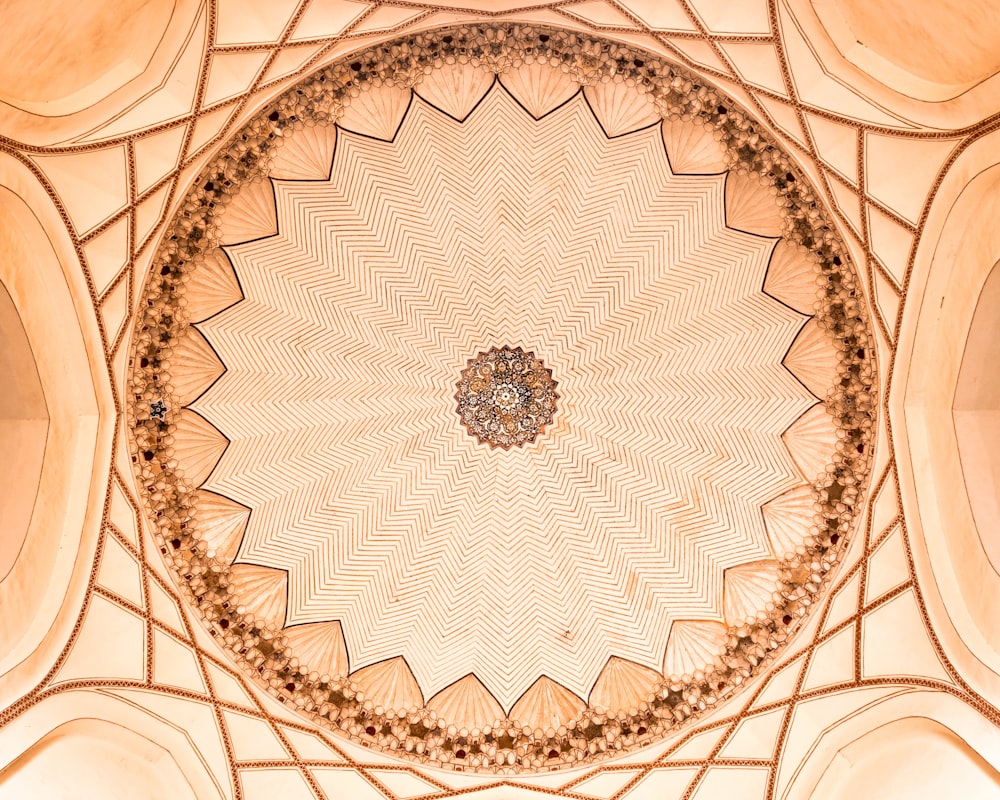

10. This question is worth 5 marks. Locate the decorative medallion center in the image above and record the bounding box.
[456,346,559,449]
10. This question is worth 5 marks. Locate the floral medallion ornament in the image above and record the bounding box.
[456,346,558,449]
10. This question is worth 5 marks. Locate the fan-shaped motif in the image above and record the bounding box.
[172,410,228,486]
[782,405,839,482]
[499,61,579,118]
[171,327,225,406]
[426,675,505,732]
[662,118,728,174]
[350,657,423,711]
[584,80,659,136]
[762,484,816,559]
[283,621,349,679]
[725,172,783,236]
[663,620,728,678]
[270,124,337,180]
[784,318,838,398]
[764,240,819,314]
[589,657,661,712]
[509,676,586,732]
[339,84,411,140]
[723,561,781,626]
[185,249,243,323]
[228,564,287,628]
[196,490,249,564]
[415,62,493,121]
[219,179,277,245]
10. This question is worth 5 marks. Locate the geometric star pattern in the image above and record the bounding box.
[196,86,814,707]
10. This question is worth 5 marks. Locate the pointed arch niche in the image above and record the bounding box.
[898,129,1000,697]
[0,159,109,692]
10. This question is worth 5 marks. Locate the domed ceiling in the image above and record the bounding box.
[127,25,872,771]
[3,1,1000,799]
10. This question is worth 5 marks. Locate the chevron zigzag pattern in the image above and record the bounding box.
[190,84,822,709]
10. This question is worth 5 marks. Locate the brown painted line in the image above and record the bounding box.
[859,191,918,235]
[870,256,904,297]
[867,515,903,553]
[865,257,897,348]
[381,0,594,16]
[95,260,130,305]
[646,31,775,43]
[105,521,141,563]
[401,778,597,800]
[749,675,973,719]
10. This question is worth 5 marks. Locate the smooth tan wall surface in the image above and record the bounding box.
[0,280,47,581]
[955,260,1000,576]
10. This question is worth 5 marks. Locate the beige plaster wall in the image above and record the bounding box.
[0,281,47,581]
[811,0,1000,91]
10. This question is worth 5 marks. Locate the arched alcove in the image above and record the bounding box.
[0,165,108,688]
[0,0,202,146]
[0,280,47,581]
[809,716,1000,799]
[0,718,197,800]
[781,0,1000,129]
[784,691,1000,799]
[0,690,225,799]
[809,0,1000,101]
[0,0,175,116]
[897,132,1000,692]
[954,260,1000,574]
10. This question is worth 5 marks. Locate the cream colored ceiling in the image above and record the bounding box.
[2,1,1000,799]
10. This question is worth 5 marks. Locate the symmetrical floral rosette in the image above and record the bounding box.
[127,25,876,772]
[456,346,559,450]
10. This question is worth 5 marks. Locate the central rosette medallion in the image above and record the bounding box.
[456,346,558,449]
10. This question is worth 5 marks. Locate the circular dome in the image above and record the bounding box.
[128,25,875,772]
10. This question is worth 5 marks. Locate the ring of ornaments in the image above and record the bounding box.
[127,24,876,772]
